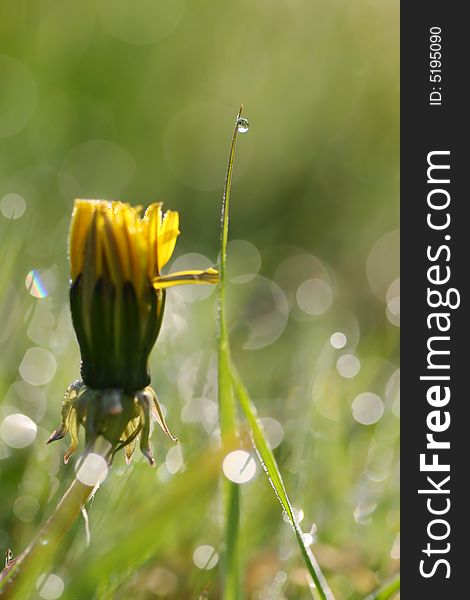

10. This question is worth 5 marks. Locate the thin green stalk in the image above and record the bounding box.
[218,106,243,437]
[216,107,334,600]
[217,106,245,600]
[0,454,99,598]
[230,364,335,600]
[0,422,127,598]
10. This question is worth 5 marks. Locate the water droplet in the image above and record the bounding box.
[40,538,50,546]
[236,117,250,133]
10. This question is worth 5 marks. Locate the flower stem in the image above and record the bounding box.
[0,429,125,597]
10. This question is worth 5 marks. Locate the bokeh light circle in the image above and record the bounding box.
[228,276,289,350]
[36,573,65,600]
[75,453,108,486]
[13,495,40,523]
[0,55,37,139]
[223,450,256,484]
[0,413,37,448]
[227,239,261,283]
[296,278,333,315]
[1,193,26,219]
[19,347,57,385]
[352,393,384,425]
[192,545,219,570]
[169,253,216,302]
[259,417,284,449]
[366,229,400,301]
[59,140,135,199]
[165,445,184,474]
[336,354,360,379]
[330,331,347,349]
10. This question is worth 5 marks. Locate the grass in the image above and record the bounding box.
[217,108,336,600]
[0,47,400,595]
[0,103,400,599]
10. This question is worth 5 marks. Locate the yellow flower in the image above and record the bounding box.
[48,199,218,464]
[69,199,218,390]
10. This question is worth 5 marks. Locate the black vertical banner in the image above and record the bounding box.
[401,3,467,597]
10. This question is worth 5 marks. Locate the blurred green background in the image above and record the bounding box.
[0,1,399,599]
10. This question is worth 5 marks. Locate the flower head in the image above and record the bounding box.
[48,199,218,464]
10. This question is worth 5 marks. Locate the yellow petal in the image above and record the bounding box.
[100,210,124,288]
[157,210,179,271]
[83,209,104,282]
[69,200,97,281]
[152,267,219,289]
[122,204,147,297]
[109,204,131,282]
[143,203,163,279]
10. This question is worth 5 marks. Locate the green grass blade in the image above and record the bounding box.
[223,481,241,600]
[217,107,244,600]
[218,105,243,436]
[230,363,335,600]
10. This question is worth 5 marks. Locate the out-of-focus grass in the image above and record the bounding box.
[0,1,399,599]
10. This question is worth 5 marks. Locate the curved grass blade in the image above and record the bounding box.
[218,107,334,600]
[217,107,245,600]
[230,363,335,600]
